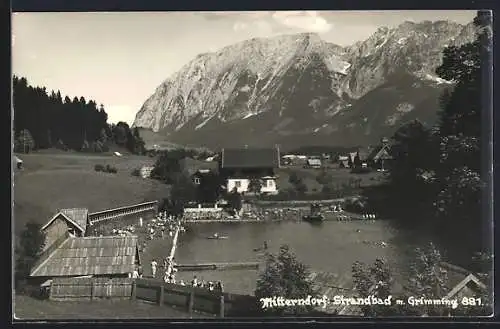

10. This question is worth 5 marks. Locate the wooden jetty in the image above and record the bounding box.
[176,262,260,271]
[184,219,264,223]
[307,270,363,315]
[165,224,181,277]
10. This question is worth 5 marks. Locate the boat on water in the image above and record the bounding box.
[302,214,325,222]
[253,241,269,252]
[206,233,229,240]
[302,203,325,222]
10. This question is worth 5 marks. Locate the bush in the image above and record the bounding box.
[351,167,371,174]
[94,164,117,173]
[255,245,315,316]
[105,164,117,173]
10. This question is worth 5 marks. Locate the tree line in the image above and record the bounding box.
[370,11,491,270]
[13,76,145,154]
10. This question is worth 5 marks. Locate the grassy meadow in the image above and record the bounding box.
[13,150,169,235]
[13,295,211,320]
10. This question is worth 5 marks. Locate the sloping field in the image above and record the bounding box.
[13,152,169,234]
[14,295,210,319]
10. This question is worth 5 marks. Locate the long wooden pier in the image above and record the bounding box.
[165,224,181,277]
[176,262,260,271]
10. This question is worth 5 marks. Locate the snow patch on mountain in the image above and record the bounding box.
[242,112,260,120]
[195,114,216,130]
[423,74,454,85]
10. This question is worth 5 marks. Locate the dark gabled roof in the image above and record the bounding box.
[30,235,139,277]
[41,208,89,234]
[220,148,280,169]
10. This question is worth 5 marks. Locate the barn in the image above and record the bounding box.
[41,208,89,251]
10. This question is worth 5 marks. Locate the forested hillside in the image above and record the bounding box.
[12,76,145,154]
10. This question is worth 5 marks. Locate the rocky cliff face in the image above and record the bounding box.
[133,20,476,149]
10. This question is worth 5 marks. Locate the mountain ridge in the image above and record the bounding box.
[133,19,476,149]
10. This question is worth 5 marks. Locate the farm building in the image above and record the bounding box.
[41,208,89,251]
[366,138,393,170]
[139,165,155,178]
[305,158,322,169]
[338,149,370,169]
[30,235,141,282]
[219,147,280,195]
[13,155,23,169]
[191,168,217,185]
[281,154,307,165]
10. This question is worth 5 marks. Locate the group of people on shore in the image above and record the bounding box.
[149,259,224,291]
[191,275,224,291]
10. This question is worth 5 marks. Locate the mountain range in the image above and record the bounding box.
[132,20,476,150]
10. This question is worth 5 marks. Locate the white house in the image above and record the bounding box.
[139,165,154,178]
[220,147,280,195]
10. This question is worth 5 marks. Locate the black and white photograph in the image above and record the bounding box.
[12,10,493,319]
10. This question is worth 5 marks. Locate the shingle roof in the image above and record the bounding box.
[30,235,139,277]
[220,148,280,169]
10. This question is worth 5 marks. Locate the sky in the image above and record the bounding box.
[12,10,476,125]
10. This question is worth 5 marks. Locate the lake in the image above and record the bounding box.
[142,219,433,295]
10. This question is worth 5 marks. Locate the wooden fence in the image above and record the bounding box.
[48,277,260,317]
[133,278,260,317]
[88,201,158,225]
[49,277,134,301]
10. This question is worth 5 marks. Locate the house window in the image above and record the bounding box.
[235,181,241,188]
[194,177,201,185]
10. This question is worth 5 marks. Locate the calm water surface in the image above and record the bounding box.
[150,220,430,295]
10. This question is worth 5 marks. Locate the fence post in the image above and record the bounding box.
[131,280,137,300]
[219,294,225,318]
[159,283,164,305]
[90,279,95,301]
[188,289,195,315]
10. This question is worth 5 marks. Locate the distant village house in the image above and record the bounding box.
[366,137,393,171]
[139,165,155,179]
[192,168,212,185]
[219,147,280,195]
[305,158,322,169]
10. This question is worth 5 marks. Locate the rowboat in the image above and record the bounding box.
[206,234,229,240]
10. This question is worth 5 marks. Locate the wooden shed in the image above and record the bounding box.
[41,208,89,251]
[30,235,141,280]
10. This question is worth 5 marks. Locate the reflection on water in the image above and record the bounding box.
[168,220,422,295]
